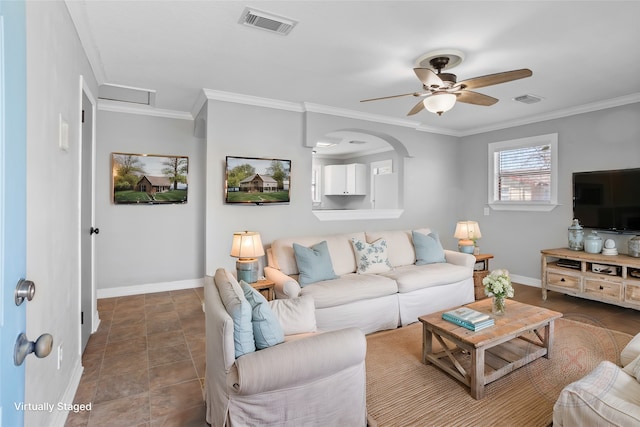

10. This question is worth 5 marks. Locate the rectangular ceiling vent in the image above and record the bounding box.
[513,94,544,104]
[239,7,297,35]
[99,84,156,107]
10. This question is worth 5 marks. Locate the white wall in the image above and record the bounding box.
[459,103,640,282]
[25,2,98,425]
[204,99,464,276]
[95,111,206,294]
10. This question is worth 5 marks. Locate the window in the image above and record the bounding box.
[488,133,558,211]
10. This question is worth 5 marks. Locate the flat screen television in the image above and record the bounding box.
[225,156,291,205]
[573,167,640,232]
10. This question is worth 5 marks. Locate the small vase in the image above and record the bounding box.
[492,296,506,316]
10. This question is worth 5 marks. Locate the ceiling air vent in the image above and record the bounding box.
[239,7,297,35]
[513,94,543,104]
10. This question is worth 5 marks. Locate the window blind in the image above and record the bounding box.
[497,145,551,202]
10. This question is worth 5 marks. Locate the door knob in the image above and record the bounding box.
[15,279,35,306]
[14,333,53,366]
[90,227,100,235]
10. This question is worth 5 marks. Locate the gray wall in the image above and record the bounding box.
[95,111,206,291]
[459,103,640,281]
[205,100,463,276]
[25,2,99,425]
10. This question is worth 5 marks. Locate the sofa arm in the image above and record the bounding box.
[621,332,640,366]
[264,266,301,299]
[444,249,476,269]
[231,327,366,395]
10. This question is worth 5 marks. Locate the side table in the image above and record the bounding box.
[251,279,275,301]
[473,254,494,300]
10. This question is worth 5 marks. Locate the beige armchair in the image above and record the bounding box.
[204,269,368,426]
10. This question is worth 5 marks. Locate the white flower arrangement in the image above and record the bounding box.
[483,269,514,299]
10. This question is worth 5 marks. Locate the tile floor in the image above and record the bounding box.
[64,288,208,427]
[64,283,640,426]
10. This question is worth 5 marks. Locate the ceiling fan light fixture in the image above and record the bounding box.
[423,93,456,116]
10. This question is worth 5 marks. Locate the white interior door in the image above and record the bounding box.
[0,1,27,424]
[80,84,97,352]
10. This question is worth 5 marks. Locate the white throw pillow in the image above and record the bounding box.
[268,295,317,335]
[351,237,392,274]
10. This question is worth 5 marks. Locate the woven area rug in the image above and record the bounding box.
[366,316,632,427]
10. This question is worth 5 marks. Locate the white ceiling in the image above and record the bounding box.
[65,1,640,136]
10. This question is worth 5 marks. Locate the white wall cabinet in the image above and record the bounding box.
[324,163,366,195]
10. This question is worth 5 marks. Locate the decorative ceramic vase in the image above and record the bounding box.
[629,236,640,258]
[492,296,506,316]
[568,219,584,251]
[584,231,603,254]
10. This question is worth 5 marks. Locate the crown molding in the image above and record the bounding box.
[202,89,305,113]
[197,89,640,138]
[459,92,640,136]
[200,89,459,136]
[98,99,193,120]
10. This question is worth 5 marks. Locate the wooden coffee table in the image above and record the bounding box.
[419,299,562,399]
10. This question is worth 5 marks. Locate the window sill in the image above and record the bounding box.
[489,202,559,212]
[312,209,403,221]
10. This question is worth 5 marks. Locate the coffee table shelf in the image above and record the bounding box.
[419,299,562,399]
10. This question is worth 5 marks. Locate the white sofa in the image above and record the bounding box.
[264,228,476,334]
[553,331,640,426]
[204,269,368,426]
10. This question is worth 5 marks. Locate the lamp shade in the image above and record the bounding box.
[454,221,482,240]
[230,231,265,259]
[424,93,457,116]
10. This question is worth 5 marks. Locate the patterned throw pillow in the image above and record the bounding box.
[351,237,392,274]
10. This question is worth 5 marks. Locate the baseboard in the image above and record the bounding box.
[52,358,84,427]
[97,277,204,299]
[511,274,541,288]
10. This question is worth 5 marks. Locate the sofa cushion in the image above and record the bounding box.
[351,237,392,274]
[623,354,640,382]
[365,229,417,267]
[268,295,317,335]
[300,273,398,309]
[240,281,284,349]
[380,263,472,294]
[214,269,256,357]
[271,232,365,276]
[622,332,640,367]
[293,241,338,286]
[554,361,640,425]
[412,230,446,265]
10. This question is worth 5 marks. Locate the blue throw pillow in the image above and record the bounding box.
[292,240,338,286]
[412,230,446,265]
[240,281,285,349]
[215,272,256,358]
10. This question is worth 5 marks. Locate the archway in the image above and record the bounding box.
[311,128,408,219]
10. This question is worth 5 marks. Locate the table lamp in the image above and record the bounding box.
[230,231,265,283]
[454,221,481,254]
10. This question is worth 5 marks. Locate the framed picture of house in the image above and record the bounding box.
[225,156,291,205]
[112,152,188,204]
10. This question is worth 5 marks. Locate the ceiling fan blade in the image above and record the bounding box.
[456,90,498,106]
[459,69,532,90]
[414,68,443,88]
[407,99,426,116]
[360,92,424,102]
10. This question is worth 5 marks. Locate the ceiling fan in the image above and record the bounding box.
[361,56,532,116]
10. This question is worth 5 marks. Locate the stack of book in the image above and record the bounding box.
[442,307,494,331]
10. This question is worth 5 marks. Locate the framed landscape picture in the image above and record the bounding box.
[225,156,291,205]
[112,152,188,204]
